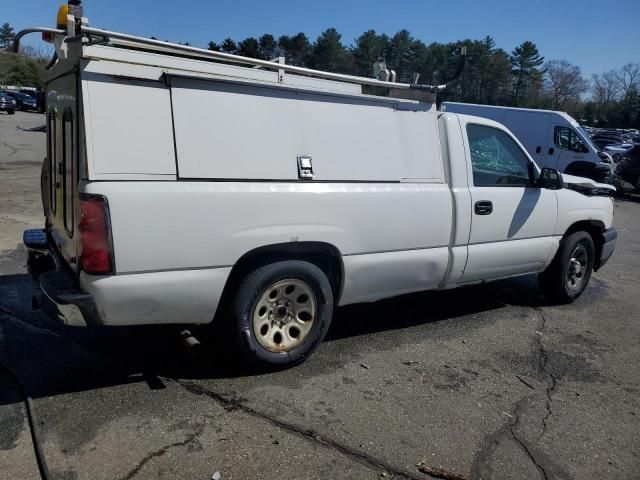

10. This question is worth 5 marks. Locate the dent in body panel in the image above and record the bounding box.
[80,268,231,325]
[339,247,450,305]
[461,236,556,284]
[555,189,613,233]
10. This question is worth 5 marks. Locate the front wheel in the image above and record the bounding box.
[231,260,334,368]
[540,231,595,304]
[8,109,15,115]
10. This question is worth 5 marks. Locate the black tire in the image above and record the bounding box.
[8,109,15,115]
[540,231,595,304]
[231,260,334,368]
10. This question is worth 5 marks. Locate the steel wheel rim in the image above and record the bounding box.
[566,244,588,292]
[252,278,317,353]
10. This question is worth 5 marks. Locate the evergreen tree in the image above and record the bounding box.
[510,41,544,106]
[309,28,350,73]
[259,34,277,60]
[386,30,415,83]
[487,49,513,105]
[237,37,260,58]
[351,30,388,77]
[0,23,15,50]
[221,38,237,54]
[278,33,311,66]
[207,41,221,51]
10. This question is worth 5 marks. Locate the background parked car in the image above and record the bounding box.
[587,127,639,163]
[2,91,38,112]
[0,92,17,114]
[19,89,45,113]
[612,144,640,194]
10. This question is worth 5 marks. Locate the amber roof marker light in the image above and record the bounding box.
[57,1,84,35]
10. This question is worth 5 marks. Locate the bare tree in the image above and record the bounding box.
[544,60,588,109]
[20,44,54,63]
[615,62,640,102]
[592,70,620,106]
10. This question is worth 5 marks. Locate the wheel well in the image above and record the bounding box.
[216,242,344,320]
[563,221,605,269]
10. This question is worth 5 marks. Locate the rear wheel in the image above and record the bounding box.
[540,231,595,304]
[8,109,15,115]
[231,260,334,368]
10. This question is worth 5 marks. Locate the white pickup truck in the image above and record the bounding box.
[19,4,617,367]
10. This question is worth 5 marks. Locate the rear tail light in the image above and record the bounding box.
[79,194,114,274]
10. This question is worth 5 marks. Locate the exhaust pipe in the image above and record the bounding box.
[179,330,202,354]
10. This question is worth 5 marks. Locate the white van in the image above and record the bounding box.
[440,102,611,183]
[19,4,617,367]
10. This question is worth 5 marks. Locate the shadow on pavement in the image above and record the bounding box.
[0,269,544,406]
[614,192,640,204]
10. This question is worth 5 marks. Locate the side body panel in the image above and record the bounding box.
[170,77,442,182]
[554,189,614,233]
[502,110,552,167]
[82,179,453,322]
[80,69,177,180]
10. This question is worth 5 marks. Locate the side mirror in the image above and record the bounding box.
[538,167,563,190]
[574,140,589,153]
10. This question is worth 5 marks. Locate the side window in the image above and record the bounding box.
[62,108,74,235]
[48,111,56,212]
[554,126,584,153]
[467,124,531,187]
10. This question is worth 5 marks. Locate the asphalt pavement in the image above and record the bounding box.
[0,111,639,479]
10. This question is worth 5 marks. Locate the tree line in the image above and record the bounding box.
[207,29,639,128]
[1,21,638,128]
[0,23,49,88]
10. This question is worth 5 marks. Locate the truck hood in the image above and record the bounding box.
[562,173,616,195]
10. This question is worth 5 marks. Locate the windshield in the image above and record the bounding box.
[577,126,597,151]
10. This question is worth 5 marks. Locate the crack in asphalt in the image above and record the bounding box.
[516,375,536,390]
[533,307,559,442]
[121,424,206,480]
[468,389,536,480]
[2,141,19,157]
[469,303,559,480]
[0,306,457,479]
[172,378,459,480]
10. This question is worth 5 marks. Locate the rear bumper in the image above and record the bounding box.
[24,228,230,327]
[596,228,617,270]
[24,228,98,327]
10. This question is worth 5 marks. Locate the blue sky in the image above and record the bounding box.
[6,0,639,77]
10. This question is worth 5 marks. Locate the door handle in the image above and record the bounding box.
[474,200,493,215]
[548,147,555,155]
[535,146,542,154]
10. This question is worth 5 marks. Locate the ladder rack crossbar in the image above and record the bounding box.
[14,26,447,92]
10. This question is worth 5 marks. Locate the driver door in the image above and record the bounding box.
[460,123,558,283]
[554,125,588,173]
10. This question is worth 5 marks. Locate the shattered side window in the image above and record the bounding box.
[467,124,531,187]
